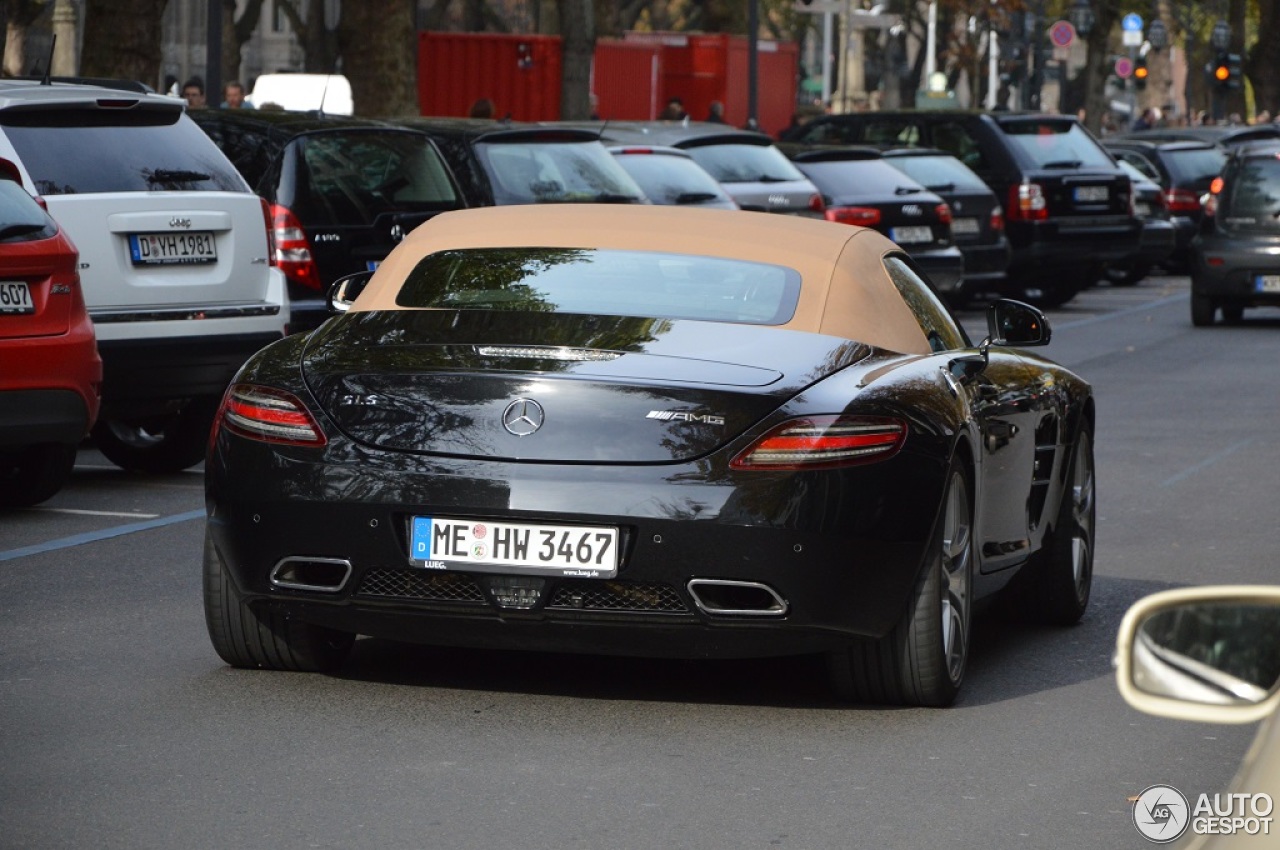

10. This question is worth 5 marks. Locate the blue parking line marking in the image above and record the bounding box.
[1162,439,1253,487]
[0,509,205,563]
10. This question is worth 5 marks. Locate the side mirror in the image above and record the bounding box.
[327,270,375,314]
[986,298,1051,347]
[1115,586,1280,724]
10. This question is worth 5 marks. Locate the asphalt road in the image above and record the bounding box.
[3,272,1278,849]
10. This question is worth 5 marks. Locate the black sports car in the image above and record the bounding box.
[203,204,1096,707]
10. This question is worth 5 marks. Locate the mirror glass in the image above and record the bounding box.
[1133,602,1280,705]
[988,300,1050,347]
[327,271,374,313]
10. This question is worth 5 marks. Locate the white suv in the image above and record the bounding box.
[0,78,288,472]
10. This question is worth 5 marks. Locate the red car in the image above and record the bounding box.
[0,159,101,508]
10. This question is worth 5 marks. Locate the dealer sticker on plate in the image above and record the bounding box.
[410,516,619,578]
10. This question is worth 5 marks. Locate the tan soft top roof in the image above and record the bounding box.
[355,205,931,355]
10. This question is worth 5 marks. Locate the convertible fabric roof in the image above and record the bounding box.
[354,204,932,355]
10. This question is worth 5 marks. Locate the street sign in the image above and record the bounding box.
[1123,29,1143,47]
[1114,56,1134,79]
[1049,20,1076,48]
[1122,13,1143,32]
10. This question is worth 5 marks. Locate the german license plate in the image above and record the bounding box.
[1074,186,1109,203]
[1255,275,1280,293]
[1134,202,1151,217]
[891,225,933,244]
[951,217,979,236]
[128,231,217,265]
[410,516,619,578]
[0,280,33,314]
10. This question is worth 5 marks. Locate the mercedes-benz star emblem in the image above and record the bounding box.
[502,398,545,436]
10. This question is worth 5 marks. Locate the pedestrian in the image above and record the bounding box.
[468,98,496,119]
[221,80,254,109]
[659,97,687,120]
[705,101,725,123]
[181,77,207,110]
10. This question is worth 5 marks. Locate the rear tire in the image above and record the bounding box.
[828,459,973,707]
[0,444,77,508]
[1191,293,1216,326]
[203,528,354,671]
[1101,262,1150,287]
[93,396,220,473]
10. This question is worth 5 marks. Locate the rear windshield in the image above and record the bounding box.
[2,110,248,194]
[1162,147,1227,189]
[1000,121,1115,169]
[288,131,461,225]
[395,247,801,325]
[612,153,732,205]
[796,159,926,196]
[0,180,57,241]
[884,155,990,193]
[1222,156,1280,225]
[476,141,645,205]
[684,143,806,184]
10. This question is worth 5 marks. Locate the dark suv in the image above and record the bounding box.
[783,111,1141,306]
[190,110,468,332]
[1190,142,1280,326]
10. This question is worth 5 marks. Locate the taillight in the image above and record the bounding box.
[260,197,278,267]
[1007,182,1047,221]
[1204,177,1224,217]
[270,203,322,291]
[989,205,1005,232]
[729,415,906,470]
[218,384,327,447]
[824,206,881,226]
[1164,188,1202,213]
[934,203,952,225]
[809,193,826,213]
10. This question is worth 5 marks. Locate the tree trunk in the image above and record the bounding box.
[337,0,417,117]
[1248,0,1280,117]
[3,0,50,77]
[1080,2,1120,136]
[80,0,168,86]
[558,0,595,119]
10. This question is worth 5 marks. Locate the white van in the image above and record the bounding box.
[247,73,353,115]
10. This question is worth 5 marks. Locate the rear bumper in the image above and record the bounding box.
[0,389,92,448]
[908,246,966,294]
[1192,232,1280,304]
[956,238,1011,282]
[1008,217,1143,270]
[1127,219,1177,266]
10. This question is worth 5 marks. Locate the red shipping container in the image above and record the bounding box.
[591,39,663,122]
[417,32,562,121]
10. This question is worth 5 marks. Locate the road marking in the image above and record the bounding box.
[1162,438,1253,487]
[0,509,204,563]
[25,508,161,519]
[1054,292,1188,330]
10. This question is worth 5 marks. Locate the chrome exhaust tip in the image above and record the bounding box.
[270,557,353,593]
[686,579,788,617]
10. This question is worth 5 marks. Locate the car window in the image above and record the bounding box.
[1162,147,1227,188]
[395,247,802,325]
[1000,121,1113,169]
[1110,150,1161,182]
[927,122,988,171]
[476,141,644,204]
[612,153,731,205]
[683,143,806,183]
[884,154,989,193]
[796,121,859,145]
[1221,157,1280,227]
[1,111,248,194]
[862,120,919,147]
[291,131,460,225]
[882,255,967,351]
[0,178,57,241]
[796,159,924,196]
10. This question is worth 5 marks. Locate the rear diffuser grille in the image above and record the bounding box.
[358,569,486,604]
[549,580,689,613]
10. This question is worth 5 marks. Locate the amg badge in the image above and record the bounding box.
[647,410,725,426]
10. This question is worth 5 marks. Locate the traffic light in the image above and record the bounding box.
[1211,53,1231,90]
[1226,53,1243,90]
[1133,56,1148,91]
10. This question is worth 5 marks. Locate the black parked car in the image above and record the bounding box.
[1190,142,1280,326]
[1117,124,1280,150]
[391,118,647,208]
[1101,161,1175,285]
[881,147,1011,292]
[780,145,965,300]
[190,109,468,332]
[1103,139,1225,271]
[781,111,1142,307]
